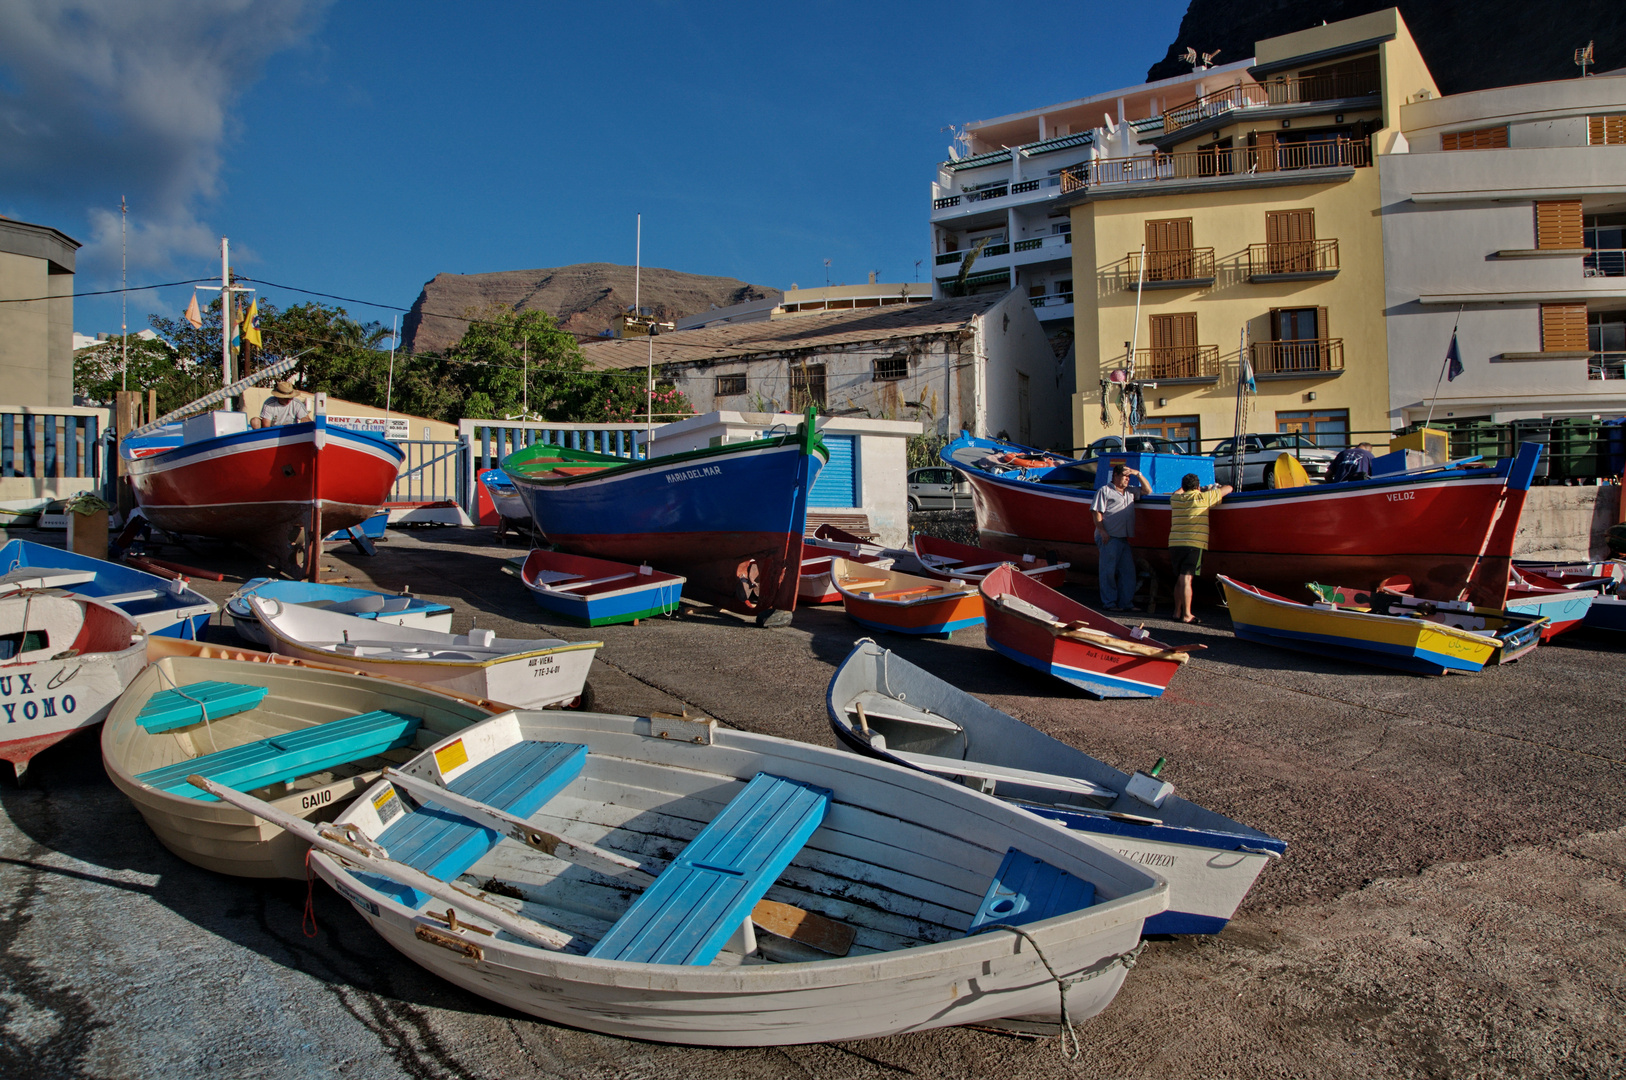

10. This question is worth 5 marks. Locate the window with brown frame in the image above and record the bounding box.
[1145,218,1194,280]
[788,363,826,408]
[1540,303,1589,352]
[715,373,746,397]
[1535,201,1584,250]
[1441,125,1508,151]
[1590,116,1626,145]
[872,355,908,381]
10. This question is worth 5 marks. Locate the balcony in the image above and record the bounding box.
[1061,138,1370,193]
[1247,239,1341,282]
[1589,352,1626,379]
[1126,248,1217,289]
[1134,345,1220,383]
[1585,249,1626,277]
[1251,338,1345,378]
[1162,70,1381,134]
[1029,293,1074,321]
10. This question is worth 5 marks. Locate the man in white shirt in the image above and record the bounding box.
[252,380,309,429]
[1091,464,1145,611]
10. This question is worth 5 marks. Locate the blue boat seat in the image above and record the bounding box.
[135,681,270,733]
[360,740,588,909]
[587,773,830,966]
[135,710,421,799]
[967,848,1096,933]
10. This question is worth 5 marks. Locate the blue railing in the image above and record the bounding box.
[0,410,103,481]
[459,420,652,518]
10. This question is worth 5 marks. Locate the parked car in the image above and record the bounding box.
[1211,433,1339,489]
[907,467,972,511]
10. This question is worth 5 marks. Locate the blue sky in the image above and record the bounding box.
[1,1,1190,342]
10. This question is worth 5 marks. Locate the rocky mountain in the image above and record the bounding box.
[1147,0,1624,95]
[401,263,779,354]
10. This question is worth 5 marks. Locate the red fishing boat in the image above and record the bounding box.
[913,534,1068,587]
[943,434,1543,608]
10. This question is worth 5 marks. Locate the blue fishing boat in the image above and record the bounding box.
[0,539,216,638]
[519,549,684,626]
[224,578,453,647]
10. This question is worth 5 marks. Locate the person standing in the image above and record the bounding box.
[1168,473,1231,623]
[1092,464,1145,611]
[1328,441,1376,483]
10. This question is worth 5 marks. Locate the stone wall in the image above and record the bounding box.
[1513,485,1622,563]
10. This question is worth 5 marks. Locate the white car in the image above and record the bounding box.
[1211,433,1339,489]
[907,467,972,511]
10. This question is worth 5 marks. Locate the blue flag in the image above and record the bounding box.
[1446,331,1464,381]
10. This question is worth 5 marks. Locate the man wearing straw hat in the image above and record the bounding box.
[252,379,309,429]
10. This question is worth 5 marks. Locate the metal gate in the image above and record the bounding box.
[392,440,465,505]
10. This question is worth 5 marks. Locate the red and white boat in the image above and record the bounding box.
[123,412,403,572]
[943,434,1544,609]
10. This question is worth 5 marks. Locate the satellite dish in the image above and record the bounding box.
[948,144,961,161]
[1102,113,1118,134]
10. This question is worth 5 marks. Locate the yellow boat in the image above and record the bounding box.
[1217,576,1544,675]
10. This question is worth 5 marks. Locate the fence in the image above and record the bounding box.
[458,419,652,518]
[0,406,112,506]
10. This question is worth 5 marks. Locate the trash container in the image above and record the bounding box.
[65,492,111,559]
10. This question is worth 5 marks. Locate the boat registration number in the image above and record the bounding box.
[529,655,560,678]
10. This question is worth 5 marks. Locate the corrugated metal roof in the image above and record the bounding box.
[1020,131,1095,156]
[942,148,1013,171]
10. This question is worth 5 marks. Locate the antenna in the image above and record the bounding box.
[634,213,641,314]
[1575,40,1594,76]
[120,196,128,392]
[824,258,832,289]
[1202,49,1221,67]
[1181,46,1197,66]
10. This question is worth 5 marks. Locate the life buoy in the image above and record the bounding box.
[996,452,1060,468]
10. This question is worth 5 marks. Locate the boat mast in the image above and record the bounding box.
[220,237,233,408]
[1122,243,1147,440]
[1231,324,1249,484]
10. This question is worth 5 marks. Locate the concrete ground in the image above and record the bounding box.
[2,525,1623,1080]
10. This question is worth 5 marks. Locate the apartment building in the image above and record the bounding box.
[0,215,79,406]
[1380,71,1626,424]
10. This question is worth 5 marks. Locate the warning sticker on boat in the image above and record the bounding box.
[435,738,469,777]
[372,785,403,826]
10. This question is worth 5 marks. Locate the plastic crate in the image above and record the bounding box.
[1092,451,1215,494]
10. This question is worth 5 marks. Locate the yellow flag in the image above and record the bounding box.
[241,297,262,347]
[184,291,202,329]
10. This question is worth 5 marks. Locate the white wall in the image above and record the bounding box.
[978,288,1071,449]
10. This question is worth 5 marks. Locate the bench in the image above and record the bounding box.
[889,749,1117,801]
[360,740,588,909]
[587,772,830,966]
[843,691,963,733]
[135,681,271,734]
[135,710,422,799]
[967,848,1096,932]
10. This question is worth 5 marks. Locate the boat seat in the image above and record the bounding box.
[844,692,963,732]
[967,848,1096,933]
[587,773,830,966]
[889,749,1117,801]
[358,740,588,908]
[136,710,421,799]
[135,680,270,733]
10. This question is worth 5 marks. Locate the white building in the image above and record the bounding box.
[927,60,1256,326]
[672,282,931,331]
[1380,71,1626,424]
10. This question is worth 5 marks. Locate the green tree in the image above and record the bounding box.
[74,333,222,413]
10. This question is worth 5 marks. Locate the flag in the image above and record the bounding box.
[1445,330,1464,381]
[1241,357,1257,393]
[184,292,202,329]
[241,297,262,347]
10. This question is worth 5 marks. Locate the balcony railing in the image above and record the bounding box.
[1030,292,1074,309]
[1127,247,1217,285]
[1585,249,1626,277]
[966,184,1008,202]
[1134,345,1220,381]
[1247,238,1341,278]
[1589,352,1626,380]
[982,243,1010,257]
[1061,138,1370,192]
[933,195,960,209]
[1163,70,1382,133]
[1251,338,1345,376]
[1011,179,1040,194]
[935,251,963,265]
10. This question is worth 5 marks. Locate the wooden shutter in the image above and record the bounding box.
[1535,201,1584,250]
[1441,125,1508,151]
[1265,209,1315,245]
[1145,219,1193,280]
[1316,307,1329,340]
[1541,304,1589,352]
[1254,131,1277,173]
[1149,313,1198,377]
[1590,116,1626,145]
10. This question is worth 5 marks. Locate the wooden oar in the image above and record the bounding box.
[1056,620,1200,662]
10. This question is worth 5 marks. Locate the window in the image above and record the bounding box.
[789,363,826,409]
[1135,415,1201,453]
[1541,304,1589,352]
[1264,208,1316,273]
[1535,201,1584,250]
[1584,213,1626,277]
[1055,278,1073,298]
[1590,311,1626,380]
[1589,115,1626,145]
[1148,312,1203,378]
[715,373,746,397]
[1441,125,1508,151]
[1144,218,1195,280]
[1276,409,1350,449]
[1262,306,1330,374]
[1297,53,1378,102]
[872,355,908,381]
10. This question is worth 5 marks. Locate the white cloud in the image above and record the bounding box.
[0,0,330,275]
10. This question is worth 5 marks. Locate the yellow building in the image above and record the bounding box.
[1061,9,1438,454]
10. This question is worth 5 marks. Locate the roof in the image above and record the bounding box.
[580,295,1000,370]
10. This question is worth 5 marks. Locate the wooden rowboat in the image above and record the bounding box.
[826,639,1284,935]
[0,538,217,639]
[798,548,891,605]
[830,557,984,635]
[210,706,1167,1045]
[518,549,685,626]
[913,534,1069,588]
[979,564,1188,699]
[101,652,500,878]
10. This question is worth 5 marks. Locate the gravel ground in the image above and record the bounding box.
[1,525,1622,1079]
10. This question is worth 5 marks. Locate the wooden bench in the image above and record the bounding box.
[587,773,830,966]
[135,681,270,734]
[363,740,588,909]
[967,848,1096,932]
[805,513,874,541]
[135,710,422,799]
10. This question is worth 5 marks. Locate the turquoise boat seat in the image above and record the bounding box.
[967,848,1096,932]
[135,681,270,734]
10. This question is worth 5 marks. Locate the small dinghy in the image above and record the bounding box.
[518,549,684,626]
[481,468,532,539]
[798,548,891,605]
[914,534,1068,588]
[1223,576,1545,675]
[0,538,216,638]
[0,591,147,779]
[225,578,453,646]
[980,564,1189,699]
[827,640,1283,935]
[1515,565,1626,632]
[1504,568,1597,640]
[200,705,1167,1045]
[102,653,499,878]
[247,597,600,708]
[830,557,984,635]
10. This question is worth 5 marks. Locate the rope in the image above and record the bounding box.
[154,665,219,753]
[970,924,1147,1060]
[303,848,320,938]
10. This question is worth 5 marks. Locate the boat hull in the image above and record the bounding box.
[832,559,985,635]
[1505,587,1595,640]
[519,550,685,626]
[0,539,216,638]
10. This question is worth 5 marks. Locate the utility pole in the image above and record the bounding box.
[121,196,128,391]
[634,214,641,316]
[221,237,232,391]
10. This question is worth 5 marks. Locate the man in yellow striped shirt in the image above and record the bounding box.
[1168,473,1231,624]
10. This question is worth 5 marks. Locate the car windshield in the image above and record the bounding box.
[1259,433,1316,450]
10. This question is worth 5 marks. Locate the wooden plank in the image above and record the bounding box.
[890,750,1117,801]
[751,898,855,956]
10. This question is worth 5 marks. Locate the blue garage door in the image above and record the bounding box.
[808,434,857,507]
